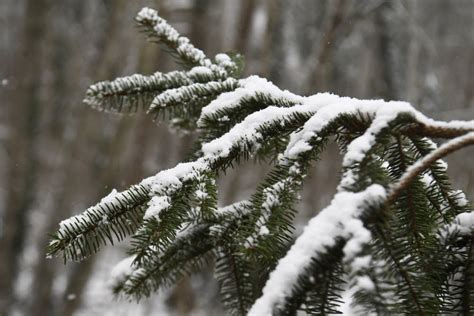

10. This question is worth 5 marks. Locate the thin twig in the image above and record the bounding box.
[387,132,474,204]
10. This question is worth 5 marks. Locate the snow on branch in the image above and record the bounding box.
[198,76,304,122]
[84,68,228,113]
[48,184,150,261]
[109,201,251,296]
[50,7,474,315]
[136,7,240,76]
[136,7,213,68]
[51,74,474,263]
[249,184,386,315]
[148,78,239,114]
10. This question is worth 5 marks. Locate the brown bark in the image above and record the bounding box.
[309,0,347,91]
[235,0,256,54]
[0,0,51,314]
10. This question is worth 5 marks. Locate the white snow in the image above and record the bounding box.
[136,8,212,68]
[199,76,304,124]
[248,184,386,315]
[136,7,157,21]
[456,212,474,233]
[445,211,474,236]
[195,189,208,200]
[136,7,237,80]
[451,190,468,207]
[421,172,434,187]
[215,53,235,70]
[350,255,372,271]
[148,78,237,111]
[259,225,270,236]
[143,196,171,220]
[100,188,118,204]
[286,100,414,160]
[215,200,251,216]
[356,275,375,291]
[143,161,208,195]
[342,110,400,167]
[108,255,137,289]
[215,53,231,64]
[188,66,214,77]
[201,103,313,158]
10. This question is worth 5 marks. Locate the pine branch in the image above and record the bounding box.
[388,132,474,205]
[84,68,227,114]
[115,224,215,298]
[147,78,239,121]
[374,224,427,314]
[136,7,213,69]
[48,7,474,315]
[409,137,466,221]
[112,201,249,298]
[249,122,390,314]
[215,245,256,315]
[48,184,150,261]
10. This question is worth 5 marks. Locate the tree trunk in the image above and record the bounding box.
[0,0,50,313]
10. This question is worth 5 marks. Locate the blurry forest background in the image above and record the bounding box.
[0,0,473,315]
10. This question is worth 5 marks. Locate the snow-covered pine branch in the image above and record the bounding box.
[49,7,474,315]
[84,69,227,114]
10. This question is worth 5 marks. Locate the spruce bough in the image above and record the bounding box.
[48,7,474,315]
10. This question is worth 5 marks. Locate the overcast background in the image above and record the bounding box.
[1,0,473,315]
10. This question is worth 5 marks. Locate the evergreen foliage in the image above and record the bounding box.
[48,7,474,315]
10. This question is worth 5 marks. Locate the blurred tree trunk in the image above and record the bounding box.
[309,0,346,91]
[406,1,421,104]
[263,0,292,87]
[0,0,51,314]
[26,3,76,313]
[374,1,399,100]
[191,0,212,54]
[25,1,141,315]
[235,0,256,54]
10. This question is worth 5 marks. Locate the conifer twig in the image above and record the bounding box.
[387,132,474,204]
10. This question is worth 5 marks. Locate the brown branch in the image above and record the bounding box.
[342,118,474,140]
[387,132,474,205]
[402,122,474,139]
